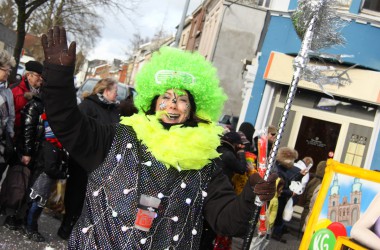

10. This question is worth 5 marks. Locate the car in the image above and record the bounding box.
[76,78,136,104]
[15,63,26,81]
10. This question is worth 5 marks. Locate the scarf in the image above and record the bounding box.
[120,113,223,171]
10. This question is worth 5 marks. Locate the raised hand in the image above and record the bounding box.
[41,26,76,67]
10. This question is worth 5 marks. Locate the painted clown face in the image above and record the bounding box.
[155,89,191,124]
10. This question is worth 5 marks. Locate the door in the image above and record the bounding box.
[295,116,341,171]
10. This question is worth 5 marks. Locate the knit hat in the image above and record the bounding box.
[237,131,250,145]
[238,122,255,144]
[222,131,242,145]
[315,161,327,178]
[25,61,43,74]
[276,147,298,169]
[134,47,227,122]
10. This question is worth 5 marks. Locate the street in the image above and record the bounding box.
[0,211,67,250]
[0,209,301,250]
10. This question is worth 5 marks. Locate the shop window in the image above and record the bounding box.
[363,0,380,12]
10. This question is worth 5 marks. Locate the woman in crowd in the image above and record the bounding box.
[271,146,298,243]
[41,27,277,249]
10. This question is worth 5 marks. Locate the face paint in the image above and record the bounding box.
[172,93,177,104]
[159,101,167,110]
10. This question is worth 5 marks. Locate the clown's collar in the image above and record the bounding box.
[120,113,223,171]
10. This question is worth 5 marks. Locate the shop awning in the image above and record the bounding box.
[263,51,380,105]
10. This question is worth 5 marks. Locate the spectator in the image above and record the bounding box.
[271,147,298,243]
[0,50,15,178]
[41,28,277,249]
[300,160,327,231]
[20,94,68,242]
[293,156,313,192]
[253,125,277,159]
[238,122,255,152]
[11,61,43,141]
[216,131,248,182]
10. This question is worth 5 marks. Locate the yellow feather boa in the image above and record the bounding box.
[120,114,223,171]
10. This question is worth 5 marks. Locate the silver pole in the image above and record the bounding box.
[174,0,191,48]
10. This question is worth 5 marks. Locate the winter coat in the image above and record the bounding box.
[11,76,31,129]
[21,94,44,157]
[300,161,326,229]
[0,83,15,162]
[302,161,327,211]
[79,94,120,124]
[216,140,247,182]
[0,83,15,138]
[43,63,258,249]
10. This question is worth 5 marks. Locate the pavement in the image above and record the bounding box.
[0,209,302,250]
[0,211,67,250]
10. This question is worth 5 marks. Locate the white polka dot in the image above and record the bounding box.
[171,216,178,222]
[157,193,164,199]
[82,227,88,233]
[116,154,121,162]
[121,226,128,232]
[180,182,187,189]
[186,198,191,205]
[127,143,132,148]
[93,191,99,197]
[112,211,118,217]
[123,189,131,194]
[143,161,152,166]
[192,229,197,235]
[140,238,147,244]
[173,235,179,241]
[202,191,208,197]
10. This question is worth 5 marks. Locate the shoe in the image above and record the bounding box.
[282,226,289,235]
[57,225,71,240]
[271,234,287,243]
[23,228,45,242]
[57,215,78,240]
[3,215,22,230]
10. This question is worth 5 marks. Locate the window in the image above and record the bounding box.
[257,0,271,8]
[363,0,380,12]
[336,0,352,8]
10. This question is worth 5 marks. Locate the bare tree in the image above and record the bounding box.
[0,0,16,29]
[0,0,140,82]
[125,32,150,59]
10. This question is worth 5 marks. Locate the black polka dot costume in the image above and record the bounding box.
[68,125,215,249]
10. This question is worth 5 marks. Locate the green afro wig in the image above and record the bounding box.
[134,47,227,122]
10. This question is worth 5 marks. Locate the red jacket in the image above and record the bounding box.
[11,76,30,129]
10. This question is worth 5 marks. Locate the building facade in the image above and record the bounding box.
[241,0,380,170]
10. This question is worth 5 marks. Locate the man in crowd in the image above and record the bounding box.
[11,61,43,140]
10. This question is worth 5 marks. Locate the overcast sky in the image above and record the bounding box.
[87,0,202,61]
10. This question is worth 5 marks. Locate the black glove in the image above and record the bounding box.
[249,172,278,202]
[41,26,76,67]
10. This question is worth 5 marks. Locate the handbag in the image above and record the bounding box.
[282,198,293,222]
[0,165,31,210]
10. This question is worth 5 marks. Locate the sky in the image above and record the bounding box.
[87,0,202,61]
